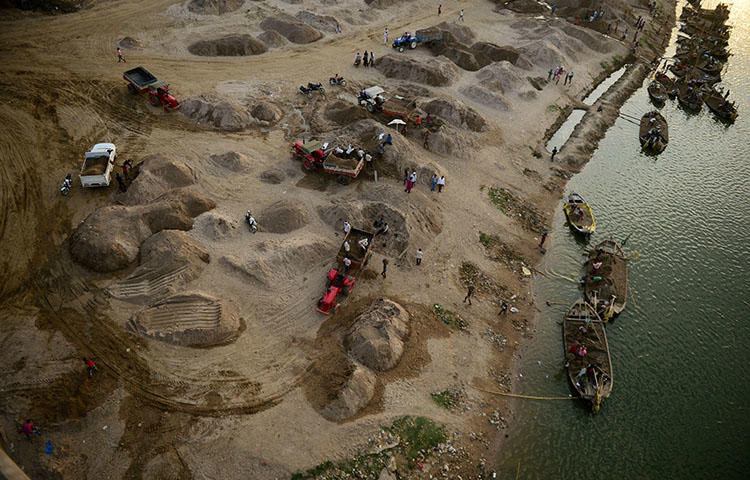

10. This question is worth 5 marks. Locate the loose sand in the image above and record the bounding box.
[0,0,675,477]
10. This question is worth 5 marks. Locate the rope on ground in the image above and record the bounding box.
[543,268,579,284]
[471,384,577,401]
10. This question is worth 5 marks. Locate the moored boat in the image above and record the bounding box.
[583,239,628,319]
[563,193,596,235]
[702,87,738,121]
[563,299,613,412]
[647,81,667,104]
[639,111,669,153]
[654,72,678,98]
[677,81,704,111]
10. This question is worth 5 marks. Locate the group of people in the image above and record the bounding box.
[429,173,446,192]
[354,50,375,67]
[548,66,574,86]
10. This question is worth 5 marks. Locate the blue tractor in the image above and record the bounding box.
[391,31,444,52]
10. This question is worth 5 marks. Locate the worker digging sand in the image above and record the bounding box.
[0,0,678,477]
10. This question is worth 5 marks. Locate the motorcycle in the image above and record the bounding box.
[60,173,72,196]
[299,82,325,98]
[245,211,258,234]
[329,75,347,87]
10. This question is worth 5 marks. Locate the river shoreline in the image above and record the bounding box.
[506,0,678,440]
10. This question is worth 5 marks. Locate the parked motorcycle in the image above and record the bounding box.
[245,211,258,233]
[60,173,72,196]
[299,82,325,98]
[329,75,347,87]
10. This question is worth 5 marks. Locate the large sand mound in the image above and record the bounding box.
[258,199,310,233]
[320,361,376,421]
[181,95,252,131]
[127,292,241,347]
[295,10,339,33]
[472,42,522,65]
[259,169,285,184]
[192,210,238,240]
[260,13,323,44]
[188,35,267,56]
[257,30,287,48]
[375,54,459,87]
[250,101,283,126]
[460,85,511,111]
[432,21,477,44]
[476,61,527,94]
[69,190,214,272]
[324,100,369,126]
[209,151,251,172]
[419,98,487,132]
[220,237,331,288]
[121,154,196,205]
[187,0,245,15]
[347,298,410,371]
[106,230,210,303]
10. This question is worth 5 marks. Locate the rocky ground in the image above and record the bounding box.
[0,0,674,478]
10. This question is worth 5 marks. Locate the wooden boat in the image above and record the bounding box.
[563,299,613,413]
[639,111,668,153]
[647,81,667,104]
[702,88,738,121]
[583,239,628,319]
[677,81,704,111]
[563,193,596,235]
[654,72,678,98]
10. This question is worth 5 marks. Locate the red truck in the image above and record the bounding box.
[291,140,366,184]
[317,227,374,315]
[123,66,180,110]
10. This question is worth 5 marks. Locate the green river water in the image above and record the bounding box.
[496,1,750,478]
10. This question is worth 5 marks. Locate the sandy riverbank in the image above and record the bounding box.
[0,0,675,478]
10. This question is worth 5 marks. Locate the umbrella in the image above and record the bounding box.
[388,119,406,126]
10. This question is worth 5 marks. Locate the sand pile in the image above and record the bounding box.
[347,298,410,371]
[257,30,287,48]
[317,197,434,257]
[259,169,285,184]
[460,60,529,110]
[432,21,476,44]
[220,237,330,287]
[260,13,323,44]
[258,199,310,233]
[192,210,238,240]
[209,151,251,172]
[187,0,245,15]
[501,0,546,14]
[295,10,339,33]
[106,230,210,303]
[472,42,523,65]
[120,154,196,205]
[118,37,140,49]
[181,95,252,131]
[127,292,241,347]
[70,190,215,272]
[250,101,283,126]
[375,54,459,87]
[320,360,376,421]
[419,98,487,132]
[188,35,267,56]
[324,100,369,126]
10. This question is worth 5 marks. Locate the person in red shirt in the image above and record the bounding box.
[117,48,126,63]
[83,357,97,377]
[20,419,39,439]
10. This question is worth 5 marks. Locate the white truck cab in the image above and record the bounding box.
[80,143,116,188]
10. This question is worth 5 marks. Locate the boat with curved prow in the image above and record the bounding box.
[639,111,669,153]
[563,193,596,235]
[647,81,667,104]
[677,81,704,111]
[702,87,738,121]
[563,299,613,413]
[583,239,628,320]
